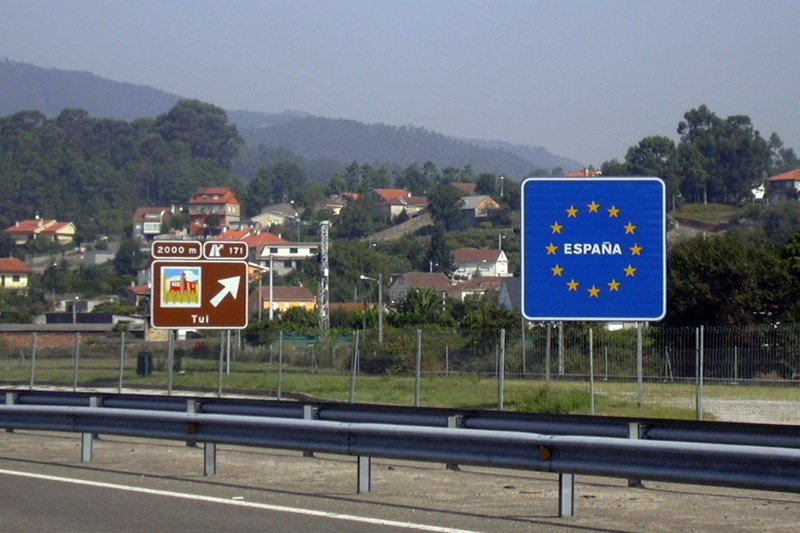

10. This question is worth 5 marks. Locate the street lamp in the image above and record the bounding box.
[360,274,383,344]
[72,296,79,324]
[499,175,505,197]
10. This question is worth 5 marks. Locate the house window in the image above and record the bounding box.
[12,275,20,283]
[289,248,298,254]
[270,247,278,254]
[284,260,293,268]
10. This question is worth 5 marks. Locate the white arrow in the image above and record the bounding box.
[210,276,241,307]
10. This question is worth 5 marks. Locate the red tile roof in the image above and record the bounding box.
[127,284,151,296]
[378,196,429,207]
[767,169,800,182]
[242,231,289,248]
[373,188,411,202]
[188,187,240,205]
[3,219,74,236]
[0,258,32,274]
[392,272,452,291]
[452,248,503,263]
[213,229,251,241]
[454,277,505,291]
[451,182,477,195]
[133,207,173,223]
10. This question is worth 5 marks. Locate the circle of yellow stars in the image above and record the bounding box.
[546,200,642,299]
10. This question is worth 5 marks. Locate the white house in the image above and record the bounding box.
[451,248,510,280]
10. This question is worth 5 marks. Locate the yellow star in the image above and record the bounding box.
[624,265,637,277]
[551,264,564,277]
[546,243,558,255]
[608,279,621,291]
[550,221,563,234]
[567,279,580,291]
[608,206,620,218]
[588,286,601,298]
[588,201,600,213]
[566,206,579,218]
[630,244,643,256]
[624,222,637,234]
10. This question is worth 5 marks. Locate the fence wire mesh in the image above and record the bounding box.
[1,324,798,424]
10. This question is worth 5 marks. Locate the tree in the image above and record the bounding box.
[475,173,498,195]
[113,238,145,276]
[677,105,771,204]
[426,183,463,230]
[666,233,785,325]
[768,132,799,175]
[425,223,453,274]
[152,100,243,167]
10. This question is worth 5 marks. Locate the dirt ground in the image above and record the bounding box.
[1,429,798,532]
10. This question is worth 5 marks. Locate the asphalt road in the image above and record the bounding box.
[1,430,799,532]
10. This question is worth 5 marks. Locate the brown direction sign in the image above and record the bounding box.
[151,240,202,259]
[203,240,249,259]
[151,260,249,329]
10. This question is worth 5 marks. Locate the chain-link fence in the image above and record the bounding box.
[2,324,798,424]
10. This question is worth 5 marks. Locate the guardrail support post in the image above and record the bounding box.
[80,397,98,463]
[5,392,16,433]
[446,415,463,471]
[558,473,575,517]
[303,405,319,457]
[357,456,371,493]
[204,442,217,476]
[627,422,644,488]
[186,401,198,447]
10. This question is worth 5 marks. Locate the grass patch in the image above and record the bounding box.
[675,203,742,225]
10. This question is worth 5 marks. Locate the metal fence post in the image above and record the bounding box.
[445,345,449,376]
[118,330,126,393]
[521,317,527,376]
[167,329,174,395]
[697,325,704,421]
[589,328,595,415]
[498,329,505,411]
[558,473,575,517]
[545,323,551,382]
[277,330,284,400]
[349,330,358,403]
[414,329,422,408]
[29,332,37,390]
[226,330,232,375]
[636,322,643,406]
[217,331,224,397]
[733,345,738,384]
[73,332,80,392]
[557,321,564,376]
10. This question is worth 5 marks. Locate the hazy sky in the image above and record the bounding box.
[2,0,799,166]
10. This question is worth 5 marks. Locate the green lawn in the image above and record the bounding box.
[5,357,797,422]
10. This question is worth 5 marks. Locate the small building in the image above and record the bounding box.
[249,285,317,315]
[369,188,428,221]
[452,195,502,229]
[0,258,33,291]
[387,272,452,303]
[452,248,510,280]
[498,277,522,312]
[766,169,800,203]
[451,182,477,196]
[132,207,175,240]
[322,193,360,216]
[250,203,304,228]
[449,276,505,302]
[188,187,241,236]
[4,218,76,245]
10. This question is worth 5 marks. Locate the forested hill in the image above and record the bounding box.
[0,59,581,174]
[237,117,579,176]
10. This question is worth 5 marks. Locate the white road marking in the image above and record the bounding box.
[0,468,478,532]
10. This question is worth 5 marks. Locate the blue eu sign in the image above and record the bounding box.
[521,177,666,321]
